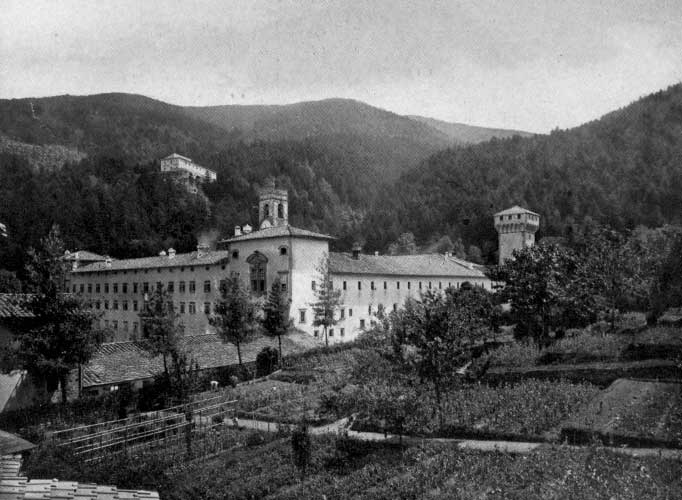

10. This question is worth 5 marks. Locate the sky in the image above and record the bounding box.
[1,0,681,133]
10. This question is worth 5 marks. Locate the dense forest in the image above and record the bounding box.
[1,83,681,277]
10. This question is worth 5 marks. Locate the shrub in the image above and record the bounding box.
[488,341,538,368]
[256,346,279,377]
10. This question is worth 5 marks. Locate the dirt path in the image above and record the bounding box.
[226,416,682,459]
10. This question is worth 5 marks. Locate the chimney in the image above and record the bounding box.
[168,248,176,259]
[105,256,112,268]
[352,243,362,260]
[159,250,167,256]
[197,243,209,258]
[374,251,379,256]
[242,224,252,234]
[234,225,242,236]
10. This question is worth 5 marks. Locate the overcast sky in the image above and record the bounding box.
[2,0,681,132]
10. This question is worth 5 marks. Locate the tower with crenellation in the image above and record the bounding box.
[494,206,540,265]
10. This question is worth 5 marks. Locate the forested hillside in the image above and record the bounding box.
[364,83,682,261]
[1,84,681,275]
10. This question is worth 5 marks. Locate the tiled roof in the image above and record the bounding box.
[0,431,34,456]
[329,252,488,278]
[0,295,33,319]
[0,455,160,500]
[221,225,333,243]
[82,333,315,387]
[71,250,230,274]
[63,250,108,262]
[494,205,539,216]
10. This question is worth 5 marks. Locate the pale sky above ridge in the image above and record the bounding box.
[2,0,681,133]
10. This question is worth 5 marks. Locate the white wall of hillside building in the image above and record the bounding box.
[160,155,217,181]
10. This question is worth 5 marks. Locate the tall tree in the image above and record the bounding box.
[391,286,495,428]
[489,243,599,345]
[311,254,342,347]
[261,277,292,365]
[139,285,183,378]
[210,277,261,369]
[6,225,103,402]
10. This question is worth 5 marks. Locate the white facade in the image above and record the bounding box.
[160,153,217,182]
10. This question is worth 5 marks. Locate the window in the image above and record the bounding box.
[348,308,353,317]
[189,302,196,314]
[393,303,398,312]
[122,283,128,294]
[277,203,284,219]
[123,321,128,332]
[370,281,375,291]
[167,281,174,293]
[113,300,119,310]
[299,309,306,324]
[189,281,196,293]
[232,250,239,259]
[72,284,77,293]
[314,330,319,338]
[264,203,270,217]
[179,281,186,293]
[368,305,372,315]
[95,301,101,310]
[358,281,362,291]
[419,282,422,290]
[429,282,432,289]
[204,280,211,293]
[248,252,268,294]
[343,281,347,290]
[279,246,287,256]
[311,281,316,291]
[383,281,387,290]
[104,320,109,328]
[112,320,118,330]
[340,328,345,337]
[133,300,138,312]
[180,302,185,314]
[204,302,211,314]
[123,301,128,311]
[156,281,162,292]
[143,282,149,293]
[329,328,334,337]
[133,322,138,334]
[80,284,85,293]
[133,282,138,294]
[281,281,287,292]
[360,319,366,329]
[397,281,400,290]
[340,308,345,319]
[104,300,109,310]
[87,283,92,294]
[113,283,118,293]
[439,282,442,289]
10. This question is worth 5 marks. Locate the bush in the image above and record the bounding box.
[256,347,279,377]
[488,341,538,368]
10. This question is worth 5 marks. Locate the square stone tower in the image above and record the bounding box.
[494,206,540,265]
[258,181,289,229]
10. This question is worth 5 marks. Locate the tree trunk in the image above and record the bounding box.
[278,335,283,368]
[60,374,68,404]
[237,342,243,367]
[434,383,443,430]
[324,326,329,347]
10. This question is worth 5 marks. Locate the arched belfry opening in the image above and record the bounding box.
[247,251,268,294]
[258,180,288,229]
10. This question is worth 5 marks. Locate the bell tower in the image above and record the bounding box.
[494,206,540,265]
[258,180,288,229]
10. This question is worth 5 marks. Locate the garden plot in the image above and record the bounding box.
[622,327,682,360]
[561,378,682,448]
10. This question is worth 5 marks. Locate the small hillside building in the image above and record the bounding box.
[160,153,217,182]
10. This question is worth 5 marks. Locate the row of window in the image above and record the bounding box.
[93,300,212,315]
[313,280,473,292]
[103,319,138,333]
[313,328,345,338]
[298,304,398,326]
[73,280,214,295]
